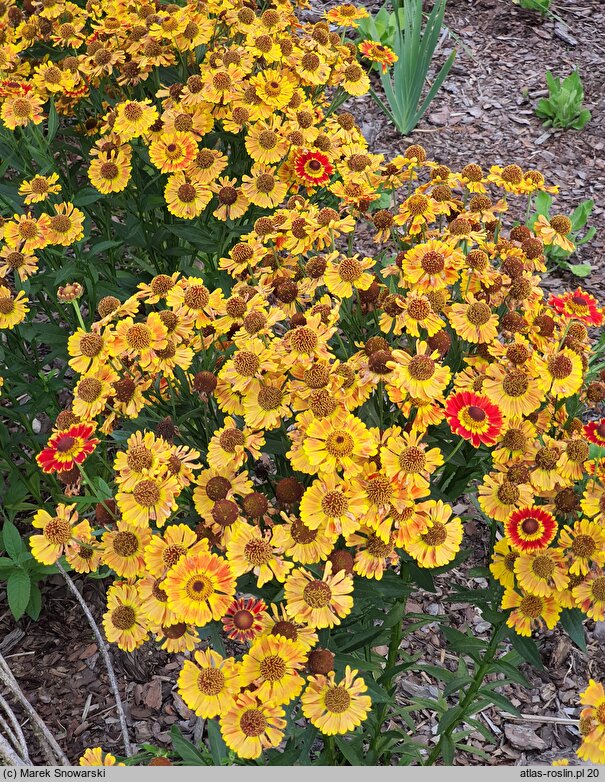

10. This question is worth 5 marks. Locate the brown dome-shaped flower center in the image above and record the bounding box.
[398,447,426,473]
[219,428,245,452]
[184,285,210,310]
[111,605,136,629]
[521,517,540,535]
[325,431,354,457]
[197,668,225,695]
[502,370,529,397]
[186,574,213,601]
[126,324,152,350]
[211,499,239,527]
[239,709,267,737]
[531,555,554,579]
[324,686,351,713]
[127,445,153,472]
[77,377,102,402]
[205,476,231,501]
[112,531,139,557]
[466,302,491,326]
[133,479,160,506]
[163,543,186,567]
[258,385,283,410]
[421,522,447,547]
[303,580,332,608]
[548,354,573,379]
[44,517,72,545]
[421,251,445,274]
[408,355,435,380]
[244,538,273,566]
[321,491,348,518]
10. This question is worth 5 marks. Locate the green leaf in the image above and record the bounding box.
[0,557,16,578]
[2,520,24,559]
[565,263,592,278]
[46,100,59,144]
[441,626,487,654]
[170,726,209,765]
[560,608,587,652]
[477,688,522,717]
[25,583,42,620]
[7,570,31,620]
[508,631,545,671]
[206,718,228,765]
[334,735,364,766]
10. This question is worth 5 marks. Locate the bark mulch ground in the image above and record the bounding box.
[2,0,604,767]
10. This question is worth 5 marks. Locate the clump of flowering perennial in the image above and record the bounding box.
[0,0,601,766]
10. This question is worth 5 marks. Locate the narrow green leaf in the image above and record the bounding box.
[206,718,228,765]
[560,608,587,652]
[170,725,209,765]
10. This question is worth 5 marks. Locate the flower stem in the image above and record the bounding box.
[424,622,506,765]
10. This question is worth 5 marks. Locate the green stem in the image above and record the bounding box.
[424,623,506,766]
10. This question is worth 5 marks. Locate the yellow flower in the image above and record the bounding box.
[534,213,575,253]
[241,164,288,208]
[226,522,293,587]
[102,583,149,652]
[301,666,371,735]
[164,551,235,626]
[240,635,306,705]
[101,521,152,579]
[30,504,89,565]
[1,93,45,130]
[380,428,443,491]
[301,408,378,478]
[448,296,499,344]
[19,172,61,204]
[577,680,605,764]
[113,99,158,141]
[79,748,124,766]
[178,649,241,719]
[148,131,198,173]
[324,254,374,299]
[388,342,451,402]
[404,500,462,567]
[284,563,354,629]
[116,474,180,527]
[0,286,29,329]
[557,519,605,576]
[501,588,561,637]
[489,538,519,590]
[514,548,569,597]
[144,523,208,579]
[164,172,212,219]
[220,692,286,760]
[300,472,368,538]
[88,151,131,194]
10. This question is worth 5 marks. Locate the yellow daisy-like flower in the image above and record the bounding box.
[4,213,49,252]
[164,172,212,219]
[240,635,306,705]
[113,99,158,141]
[30,504,90,565]
[242,375,292,431]
[207,417,265,472]
[489,537,520,590]
[178,649,241,719]
[226,523,293,587]
[448,297,499,344]
[79,748,124,766]
[241,164,288,209]
[300,472,368,538]
[0,286,29,329]
[404,500,462,568]
[577,680,605,764]
[164,551,236,626]
[1,93,45,130]
[388,342,451,402]
[149,131,198,173]
[326,4,369,26]
[136,575,176,627]
[258,603,319,652]
[478,472,534,522]
[102,583,149,653]
[539,347,583,398]
[534,213,575,253]
[0,246,38,281]
[88,151,131,194]
[301,666,371,735]
[116,474,180,528]
[482,364,545,418]
[67,328,108,375]
[245,117,290,165]
[220,692,286,760]
[47,202,85,246]
[348,528,399,580]
[284,563,354,629]
[19,172,61,204]
[514,548,569,597]
[101,521,152,579]
[250,69,296,109]
[113,430,172,491]
[301,408,378,478]
[501,588,561,637]
[144,523,209,579]
[324,254,374,299]
[557,519,605,576]
[401,239,463,292]
[109,313,168,367]
[573,570,605,621]
[71,365,118,420]
[380,428,443,491]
